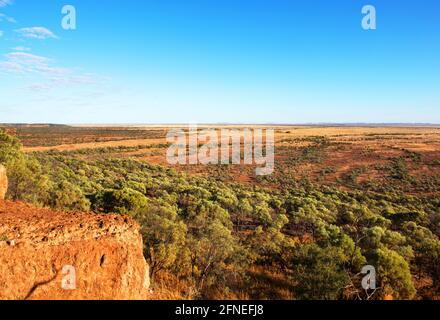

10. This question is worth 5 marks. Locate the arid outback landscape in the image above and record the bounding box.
[16,124,440,193]
[0,124,439,300]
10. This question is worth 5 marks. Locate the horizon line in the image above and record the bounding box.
[1,122,440,127]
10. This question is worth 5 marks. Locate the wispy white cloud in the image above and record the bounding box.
[0,51,107,93]
[0,0,13,8]
[0,52,49,74]
[0,60,24,73]
[0,13,17,23]
[13,46,31,51]
[1,51,72,79]
[6,51,50,65]
[36,65,69,75]
[16,27,57,40]
[27,83,57,92]
[0,30,3,37]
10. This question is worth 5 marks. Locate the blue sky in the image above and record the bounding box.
[0,0,439,124]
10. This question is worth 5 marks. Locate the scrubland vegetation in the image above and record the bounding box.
[1,128,439,300]
[7,125,167,148]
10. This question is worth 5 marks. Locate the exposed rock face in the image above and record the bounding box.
[0,201,149,300]
[0,165,7,200]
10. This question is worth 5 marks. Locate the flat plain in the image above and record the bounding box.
[18,125,440,194]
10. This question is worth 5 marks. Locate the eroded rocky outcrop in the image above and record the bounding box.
[0,200,150,300]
